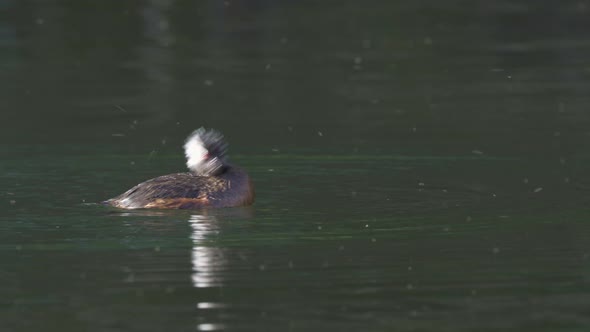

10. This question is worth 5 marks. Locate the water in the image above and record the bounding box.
[3,1,590,331]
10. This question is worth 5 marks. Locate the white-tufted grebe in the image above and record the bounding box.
[104,128,254,209]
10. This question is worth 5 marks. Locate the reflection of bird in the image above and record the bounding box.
[189,214,222,288]
[104,128,254,209]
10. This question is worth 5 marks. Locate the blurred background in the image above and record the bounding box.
[3,0,590,155]
[3,1,590,331]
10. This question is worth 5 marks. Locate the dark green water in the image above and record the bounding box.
[3,1,590,331]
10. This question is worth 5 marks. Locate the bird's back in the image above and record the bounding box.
[105,166,254,209]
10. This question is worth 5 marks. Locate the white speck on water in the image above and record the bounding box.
[406,283,414,290]
[111,133,125,137]
[492,247,500,254]
[280,36,288,44]
[288,261,294,268]
[204,79,213,86]
[564,177,570,183]
[418,182,425,187]
[158,19,169,31]
[161,138,167,145]
[130,161,135,166]
[507,75,512,79]
[114,104,127,112]
[287,126,293,132]
[354,56,362,64]
[271,148,279,152]
[533,187,543,193]
[267,169,274,172]
[351,191,357,197]
[371,238,377,243]
[443,227,450,232]
[407,266,413,271]
[318,131,323,137]
[36,18,45,25]
[523,178,529,184]
[317,225,322,230]
[154,246,160,252]
[258,264,266,271]
[124,274,135,283]
[9,200,16,205]
[365,224,369,228]
[411,127,417,132]
[265,63,271,70]
[472,149,483,155]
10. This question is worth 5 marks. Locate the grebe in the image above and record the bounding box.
[104,128,254,209]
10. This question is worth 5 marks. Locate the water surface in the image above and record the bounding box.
[2,1,590,331]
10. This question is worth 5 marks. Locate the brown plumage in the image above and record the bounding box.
[103,128,254,210]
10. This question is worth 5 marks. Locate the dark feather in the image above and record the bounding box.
[105,166,254,209]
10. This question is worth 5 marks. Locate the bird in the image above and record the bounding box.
[104,128,254,209]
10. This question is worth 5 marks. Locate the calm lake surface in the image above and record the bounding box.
[3,1,590,331]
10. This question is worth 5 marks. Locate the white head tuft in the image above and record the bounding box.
[184,129,208,171]
[184,128,228,175]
